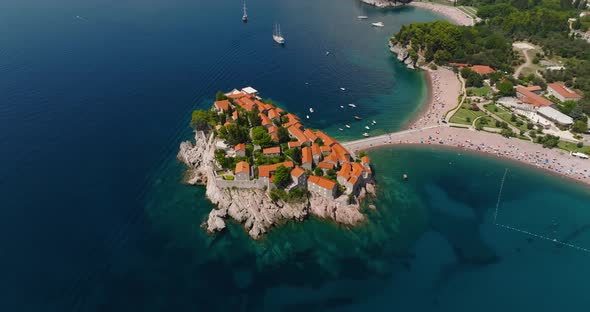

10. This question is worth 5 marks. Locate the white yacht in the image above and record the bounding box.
[345,124,351,128]
[357,16,368,19]
[273,24,285,44]
[306,115,310,119]
[339,128,344,131]
[340,105,344,108]
[242,0,248,22]
[371,22,384,27]
[372,120,376,124]
[340,87,346,91]
[365,126,370,130]
[309,108,314,113]
[348,103,356,108]
[363,133,370,137]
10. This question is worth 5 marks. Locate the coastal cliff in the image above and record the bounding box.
[178,131,372,239]
[389,41,423,70]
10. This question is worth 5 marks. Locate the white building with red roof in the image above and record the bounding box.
[547,82,582,102]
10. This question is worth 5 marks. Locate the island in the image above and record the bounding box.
[178,87,376,239]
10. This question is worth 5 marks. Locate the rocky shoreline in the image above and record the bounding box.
[178,131,375,239]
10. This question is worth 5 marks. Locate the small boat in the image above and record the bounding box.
[273,23,285,44]
[372,120,376,124]
[339,128,344,131]
[403,174,408,180]
[363,133,370,137]
[340,87,346,91]
[340,105,344,108]
[345,124,351,128]
[348,103,356,108]
[371,22,384,27]
[357,16,368,19]
[306,115,310,119]
[326,51,330,56]
[242,0,248,22]
[354,116,362,120]
[309,108,314,113]
[365,126,370,130]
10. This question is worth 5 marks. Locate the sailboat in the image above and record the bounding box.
[242,0,248,22]
[273,24,285,44]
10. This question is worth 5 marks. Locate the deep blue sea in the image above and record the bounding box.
[1,0,590,311]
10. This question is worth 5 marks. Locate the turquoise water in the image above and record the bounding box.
[1,0,590,310]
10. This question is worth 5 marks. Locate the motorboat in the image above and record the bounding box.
[363,133,370,137]
[371,22,384,27]
[345,124,351,128]
[354,115,362,120]
[348,103,356,108]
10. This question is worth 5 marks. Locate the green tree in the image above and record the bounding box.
[190,110,216,131]
[572,120,588,133]
[277,126,290,143]
[251,126,273,147]
[215,91,227,101]
[273,165,291,189]
[314,167,323,176]
[498,80,516,96]
[292,147,302,164]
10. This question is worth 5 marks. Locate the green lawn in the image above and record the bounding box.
[558,141,590,154]
[450,105,486,125]
[483,103,529,133]
[467,86,492,97]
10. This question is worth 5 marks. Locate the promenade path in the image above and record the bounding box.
[342,125,441,153]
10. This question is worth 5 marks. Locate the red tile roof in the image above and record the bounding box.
[214,100,232,111]
[338,163,352,179]
[267,125,278,134]
[303,129,318,142]
[267,109,279,120]
[232,111,239,120]
[302,146,312,164]
[291,166,306,178]
[318,162,334,170]
[469,65,495,75]
[315,131,335,146]
[320,145,332,154]
[361,156,370,165]
[288,141,303,148]
[311,143,321,156]
[260,113,272,126]
[288,125,308,143]
[449,62,469,68]
[227,92,247,99]
[308,175,336,190]
[235,161,250,174]
[258,161,294,178]
[522,85,542,92]
[548,82,582,99]
[516,86,553,107]
[263,146,281,155]
[234,143,246,151]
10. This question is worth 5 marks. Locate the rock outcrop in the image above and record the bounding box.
[389,42,423,70]
[178,130,375,239]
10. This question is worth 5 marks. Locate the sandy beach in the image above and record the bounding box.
[406,67,461,129]
[342,66,590,187]
[360,1,474,26]
[344,126,590,187]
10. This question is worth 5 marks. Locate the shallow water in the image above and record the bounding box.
[2,0,590,311]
